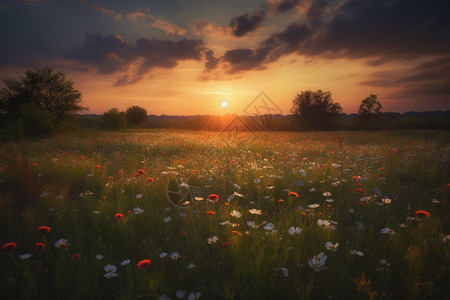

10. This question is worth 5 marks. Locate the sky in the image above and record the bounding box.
[1,0,449,115]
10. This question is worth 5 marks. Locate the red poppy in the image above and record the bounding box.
[73,253,82,261]
[208,194,219,202]
[35,242,45,252]
[37,226,51,234]
[1,242,17,252]
[288,192,299,197]
[206,211,215,215]
[354,188,363,193]
[114,213,124,220]
[137,259,152,269]
[108,176,114,179]
[95,165,101,169]
[146,177,154,182]
[415,210,430,218]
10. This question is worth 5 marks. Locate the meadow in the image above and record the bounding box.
[0,129,449,299]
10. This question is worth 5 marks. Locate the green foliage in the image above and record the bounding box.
[358,94,383,130]
[126,106,148,127]
[102,108,127,130]
[291,90,343,130]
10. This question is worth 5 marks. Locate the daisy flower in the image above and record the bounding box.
[308,252,327,272]
[54,238,69,249]
[231,210,242,218]
[325,242,339,252]
[288,226,302,235]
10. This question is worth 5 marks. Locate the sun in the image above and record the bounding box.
[221,101,228,108]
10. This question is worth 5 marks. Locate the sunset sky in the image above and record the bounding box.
[1,0,449,115]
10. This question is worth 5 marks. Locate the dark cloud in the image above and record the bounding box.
[276,0,303,12]
[204,50,219,71]
[306,0,327,25]
[67,34,204,85]
[229,10,266,37]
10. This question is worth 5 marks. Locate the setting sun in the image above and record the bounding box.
[221,101,228,108]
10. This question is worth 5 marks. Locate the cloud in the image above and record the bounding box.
[229,10,267,37]
[126,9,186,36]
[67,34,204,85]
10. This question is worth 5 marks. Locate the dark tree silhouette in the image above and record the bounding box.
[0,67,84,121]
[126,105,148,126]
[291,90,342,130]
[102,108,126,130]
[358,94,382,129]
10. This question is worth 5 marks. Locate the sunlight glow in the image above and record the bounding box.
[221,101,227,108]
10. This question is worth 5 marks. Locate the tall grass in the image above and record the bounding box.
[0,130,449,299]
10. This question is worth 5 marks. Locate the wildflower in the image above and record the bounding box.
[399,223,408,229]
[308,252,327,272]
[207,236,218,244]
[208,194,219,202]
[288,192,299,197]
[322,192,332,197]
[325,242,339,252]
[164,216,172,223]
[37,226,51,234]
[431,199,440,204]
[73,253,82,261]
[309,188,316,192]
[349,250,364,256]
[35,242,45,252]
[382,198,392,204]
[280,267,289,277]
[114,213,124,220]
[121,259,131,266]
[206,211,215,215]
[176,291,185,299]
[187,263,196,269]
[295,180,304,186]
[54,239,69,249]
[170,252,181,260]
[134,207,144,214]
[159,252,168,258]
[288,226,302,235]
[103,272,118,279]
[1,242,18,252]
[231,231,242,236]
[308,204,320,209]
[19,253,32,260]
[95,165,101,169]
[247,220,259,229]
[195,197,204,201]
[263,222,275,231]
[376,259,391,271]
[146,177,154,182]
[415,210,430,219]
[231,210,242,218]
[325,199,334,203]
[96,254,103,260]
[219,220,229,225]
[136,193,143,199]
[248,209,262,215]
[137,259,152,269]
[233,191,244,198]
[188,292,201,300]
[380,227,396,235]
[93,210,100,214]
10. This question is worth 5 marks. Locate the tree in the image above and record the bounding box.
[0,67,84,121]
[126,105,148,126]
[358,94,382,129]
[291,90,342,130]
[102,108,126,130]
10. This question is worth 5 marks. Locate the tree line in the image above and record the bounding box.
[1,67,448,140]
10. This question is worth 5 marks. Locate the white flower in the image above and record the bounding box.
[207,236,218,244]
[159,252,168,258]
[164,216,172,223]
[121,259,131,266]
[350,250,364,256]
[380,227,396,235]
[308,204,320,208]
[248,209,262,215]
[281,267,289,277]
[188,292,201,300]
[233,191,244,198]
[96,254,103,260]
[187,263,196,269]
[431,199,440,204]
[309,188,316,192]
[308,252,327,272]
[104,264,117,273]
[170,252,181,260]
[134,207,144,214]
[325,242,339,252]
[54,238,69,249]
[103,272,118,279]
[322,192,332,197]
[219,220,230,226]
[288,226,302,235]
[263,222,275,231]
[176,290,185,298]
[93,210,100,214]
[19,253,32,260]
[382,198,392,204]
[247,220,259,229]
[399,223,408,229]
[136,193,143,199]
[231,210,242,218]
[194,197,204,201]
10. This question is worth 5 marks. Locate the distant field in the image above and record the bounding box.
[1,130,449,299]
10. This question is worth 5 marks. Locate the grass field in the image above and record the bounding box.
[1,130,449,299]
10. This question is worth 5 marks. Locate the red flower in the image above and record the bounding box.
[114,213,124,220]
[415,210,430,218]
[37,226,51,234]
[73,253,82,261]
[1,242,17,252]
[354,188,363,193]
[146,177,154,182]
[288,192,299,197]
[35,242,45,252]
[222,241,232,247]
[137,259,152,269]
[134,169,146,177]
[208,194,219,202]
[206,211,215,215]
[95,165,101,169]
